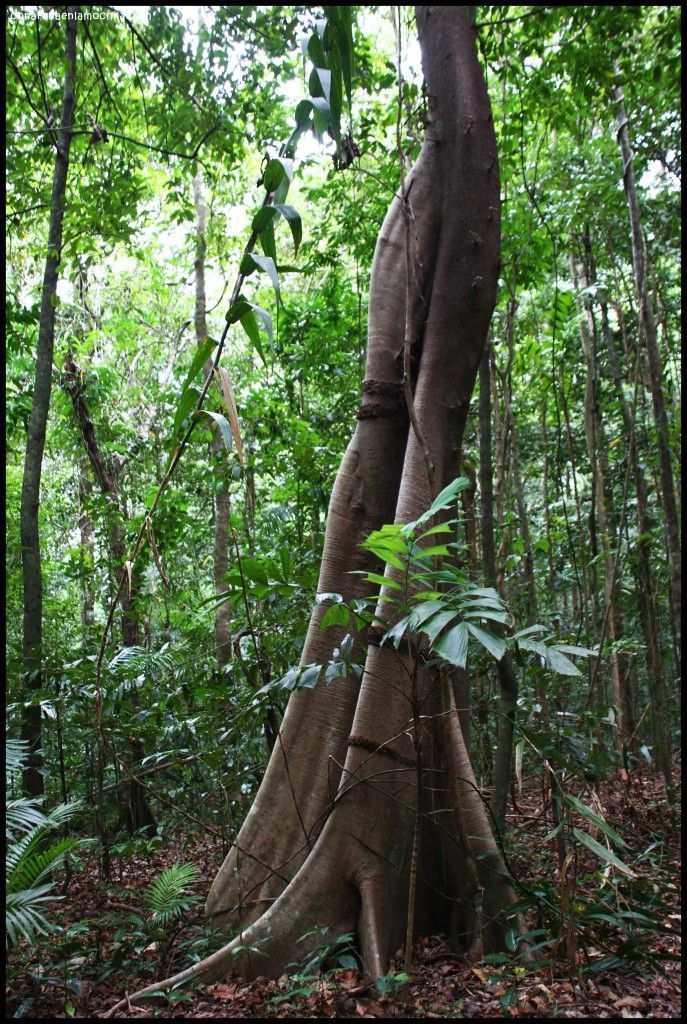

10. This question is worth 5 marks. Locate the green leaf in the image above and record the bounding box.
[422,610,459,645]
[313,67,332,106]
[408,600,446,629]
[173,386,201,436]
[259,217,277,261]
[320,603,350,629]
[194,410,233,454]
[563,794,628,848]
[466,622,507,661]
[462,608,509,624]
[411,544,452,560]
[411,477,469,529]
[361,571,403,591]
[251,206,280,235]
[227,296,271,363]
[552,644,596,657]
[572,828,635,877]
[263,157,294,194]
[545,647,582,677]
[433,622,469,669]
[182,336,216,392]
[417,522,453,540]
[274,204,302,256]
[241,253,280,303]
[297,664,322,689]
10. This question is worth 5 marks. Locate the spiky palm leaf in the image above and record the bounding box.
[5,742,89,951]
[6,798,50,842]
[6,885,57,949]
[7,831,83,894]
[142,862,200,925]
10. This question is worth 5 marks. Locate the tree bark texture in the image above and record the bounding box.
[193,170,232,672]
[203,7,512,983]
[478,347,519,831]
[573,241,636,747]
[20,10,78,796]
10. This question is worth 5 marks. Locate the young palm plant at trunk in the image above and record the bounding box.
[110,8,514,1010]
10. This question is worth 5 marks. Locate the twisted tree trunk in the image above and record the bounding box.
[109,9,512,1012]
[205,3,508,977]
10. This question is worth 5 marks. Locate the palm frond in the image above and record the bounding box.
[6,886,57,950]
[142,862,200,925]
[6,739,30,777]
[7,834,84,893]
[6,798,50,841]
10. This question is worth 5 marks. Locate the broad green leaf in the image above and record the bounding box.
[241,254,280,303]
[408,600,446,629]
[572,828,635,877]
[462,608,509,624]
[411,544,452,560]
[320,603,350,629]
[412,477,469,528]
[362,572,403,591]
[297,665,322,689]
[545,647,582,677]
[466,622,507,661]
[263,157,293,194]
[381,616,410,649]
[194,410,233,455]
[182,336,216,392]
[251,205,280,235]
[512,624,548,640]
[422,610,459,645]
[433,622,469,669]
[239,310,266,364]
[312,67,332,106]
[274,204,302,255]
[552,644,596,657]
[173,385,201,436]
[564,794,628,848]
[417,522,453,540]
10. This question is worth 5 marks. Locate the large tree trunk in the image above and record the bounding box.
[202,6,510,982]
[20,10,78,797]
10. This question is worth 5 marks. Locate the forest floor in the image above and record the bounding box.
[6,762,681,1019]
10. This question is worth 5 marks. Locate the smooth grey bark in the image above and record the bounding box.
[20,10,78,796]
[193,170,232,672]
[614,76,681,674]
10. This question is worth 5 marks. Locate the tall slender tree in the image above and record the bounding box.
[20,8,79,796]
